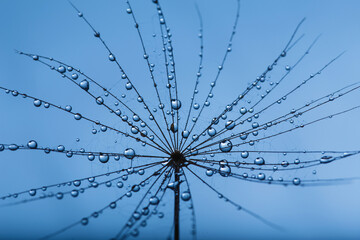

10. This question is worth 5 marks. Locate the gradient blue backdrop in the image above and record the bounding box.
[0,0,360,239]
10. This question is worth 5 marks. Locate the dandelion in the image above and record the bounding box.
[1,0,360,239]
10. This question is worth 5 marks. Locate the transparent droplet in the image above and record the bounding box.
[96,97,104,105]
[88,153,95,161]
[219,139,232,152]
[99,153,109,163]
[219,160,231,177]
[33,99,42,107]
[74,113,82,120]
[293,178,301,185]
[149,196,159,205]
[225,120,235,130]
[8,144,19,151]
[206,169,214,176]
[81,218,89,226]
[29,189,36,196]
[181,191,191,201]
[71,189,79,198]
[171,99,182,110]
[182,130,190,138]
[27,140,38,149]
[124,148,135,159]
[207,128,216,137]
[79,80,89,91]
[241,151,249,158]
[254,157,265,165]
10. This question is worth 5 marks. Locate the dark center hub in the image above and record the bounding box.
[170,151,186,167]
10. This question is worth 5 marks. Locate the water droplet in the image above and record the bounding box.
[281,161,289,167]
[132,185,140,192]
[110,202,117,209]
[292,178,301,185]
[171,99,182,110]
[241,151,249,158]
[206,169,214,176]
[27,140,38,149]
[71,189,79,197]
[79,80,89,91]
[109,54,116,61]
[149,196,159,205]
[9,144,19,151]
[181,191,191,201]
[182,130,189,138]
[57,145,65,152]
[117,181,124,188]
[29,189,36,196]
[57,66,66,73]
[56,192,64,200]
[219,160,231,177]
[99,153,109,163]
[257,173,266,180]
[254,157,265,165]
[125,82,133,90]
[320,155,334,164]
[88,153,95,161]
[96,96,104,105]
[65,105,72,112]
[71,73,78,80]
[73,180,81,187]
[74,113,82,120]
[225,120,235,130]
[81,218,88,226]
[124,148,135,159]
[33,99,42,107]
[239,107,247,114]
[219,139,232,152]
[207,128,216,137]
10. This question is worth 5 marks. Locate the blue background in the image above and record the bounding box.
[0,0,360,239]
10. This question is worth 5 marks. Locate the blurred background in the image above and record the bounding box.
[0,0,360,239]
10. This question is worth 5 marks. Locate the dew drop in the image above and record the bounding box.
[81,218,89,226]
[219,160,231,177]
[29,189,36,196]
[71,189,79,197]
[182,130,189,138]
[79,80,89,91]
[293,178,301,185]
[181,191,191,201]
[241,151,249,159]
[149,196,159,205]
[27,140,38,149]
[254,157,265,165]
[207,127,217,137]
[99,153,109,163]
[124,148,135,159]
[57,66,66,73]
[171,99,182,110]
[96,96,104,105]
[33,99,42,107]
[219,139,232,152]
[206,169,214,176]
[74,113,82,120]
[9,144,19,151]
[225,120,235,130]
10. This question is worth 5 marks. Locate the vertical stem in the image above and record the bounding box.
[174,165,180,240]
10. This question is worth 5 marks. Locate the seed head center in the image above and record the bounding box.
[170,151,186,166]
